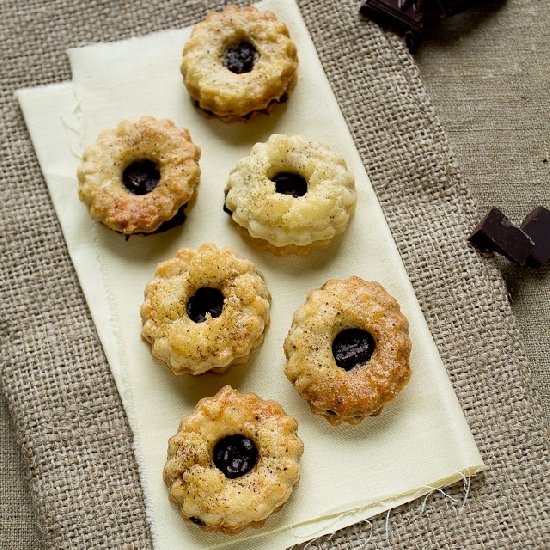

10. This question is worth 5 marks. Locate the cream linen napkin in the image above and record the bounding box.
[17,0,484,548]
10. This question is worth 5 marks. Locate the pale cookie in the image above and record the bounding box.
[181,5,298,122]
[284,277,412,425]
[163,385,304,533]
[77,117,201,234]
[224,134,356,255]
[141,244,270,375]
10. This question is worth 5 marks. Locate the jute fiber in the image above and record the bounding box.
[417,0,550,416]
[0,1,548,549]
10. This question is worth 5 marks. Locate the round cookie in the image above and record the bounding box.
[224,134,356,255]
[284,277,412,425]
[77,117,201,234]
[141,244,270,375]
[163,385,304,533]
[181,5,298,122]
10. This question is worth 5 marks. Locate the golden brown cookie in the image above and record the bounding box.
[77,117,201,234]
[284,277,412,425]
[224,134,356,255]
[181,5,298,122]
[163,385,303,533]
[141,244,270,375]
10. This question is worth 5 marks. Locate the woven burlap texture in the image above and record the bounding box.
[0,1,548,549]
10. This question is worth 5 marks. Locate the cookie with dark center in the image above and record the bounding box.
[332,328,376,371]
[271,172,308,197]
[223,41,258,74]
[213,434,258,479]
[122,159,160,195]
[186,287,224,323]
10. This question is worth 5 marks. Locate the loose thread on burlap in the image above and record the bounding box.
[297,475,475,548]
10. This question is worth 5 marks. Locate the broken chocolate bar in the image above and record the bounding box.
[360,0,481,51]
[521,206,550,267]
[359,0,426,35]
[468,208,534,266]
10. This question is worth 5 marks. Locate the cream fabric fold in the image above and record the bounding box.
[17,1,483,548]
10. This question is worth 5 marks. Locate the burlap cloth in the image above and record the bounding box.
[1,1,548,549]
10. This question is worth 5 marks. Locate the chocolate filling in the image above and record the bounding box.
[186,287,224,324]
[122,203,187,240]
[213,434,258,479]
[223,190,232,216]
[223,41,257,74]
[193,93,287,120]
[122,159,160,195]
[332,328,376,371]
[154,204,187,233]
[271,172,308,197]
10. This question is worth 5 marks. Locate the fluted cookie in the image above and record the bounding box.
[77,117,201,234]
[182,5,298,122]
[285,277,412,425]
[224,134,356,255]
[164,386,303,533]
[141,244,270,375]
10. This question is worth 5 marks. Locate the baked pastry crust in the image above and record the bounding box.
[163,385,303,533]
[77,117,201,234]
[141,244,270,375]
[284,277,412,425]
[181,5,298,121]
[225,134,356,255]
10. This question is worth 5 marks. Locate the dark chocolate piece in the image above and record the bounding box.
[186,287,224,324]
[223,41,257,74]
[332,329,376,371]
[521,206,550,267]
[360,0,426,35]
[122,159,160,195]
[271,172,308,198]
[468,208,534,266]
[213,435,258,479]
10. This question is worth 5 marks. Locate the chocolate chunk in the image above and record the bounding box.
[186,287,224,324]
[521,206,550,267]
[213,435,258,479]
[468,208,534,266]
[122,159,160,195]
[360,0,426,34]
[332,329,376,371]
[223,41,257,74]
[271,172,308,198]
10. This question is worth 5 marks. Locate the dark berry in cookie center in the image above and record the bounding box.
[332,329,376,371]
[122,159,160,195]
[213,434,258,479]
[272,172,308,197]
[186,287,224,323]
[223,41,257,74]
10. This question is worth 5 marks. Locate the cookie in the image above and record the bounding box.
[181,6,298,122]
[284,277,412,425]
[224,134,356,255]
[77,117,200,234]
[163,386,303,533]
[141,244,270,375]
